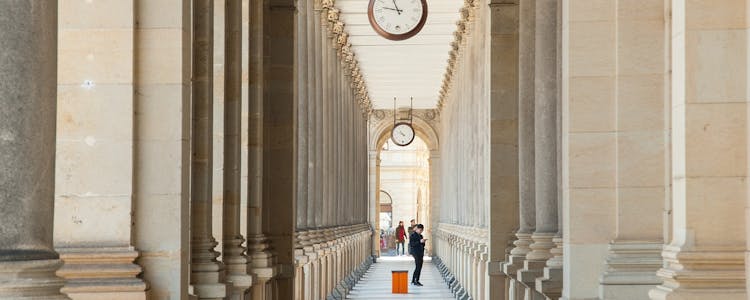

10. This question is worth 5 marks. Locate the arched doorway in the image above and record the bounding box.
[368,111,439,257]
[378,137,430,256]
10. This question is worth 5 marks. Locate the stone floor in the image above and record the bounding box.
[347,256,455,299]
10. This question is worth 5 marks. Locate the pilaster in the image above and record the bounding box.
[650,1,747,299]
[55,0,147,298]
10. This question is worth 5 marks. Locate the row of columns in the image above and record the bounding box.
[433,0,562,299]
[504,0,563,299]
[293,0,373,299]
[1,0,373,298]
[503,1,562,299]
[432,0,494,299]
[438,1,748,300]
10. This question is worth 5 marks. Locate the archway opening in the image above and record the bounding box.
[377,136,430,256]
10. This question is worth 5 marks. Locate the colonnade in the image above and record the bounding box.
[0,0,373,299]
[433,1,750,300]
[5,0,750,300]
[292,0,373,299]
[433,0,498,298]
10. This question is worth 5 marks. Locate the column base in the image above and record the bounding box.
[649,245,746,300]
[56,247,146,300]
[223,236,253,298]
[190,236,227,299]
[0,259,69,299]
[527,232,556,261]
[650,287,746,300]
[599,241,662,300]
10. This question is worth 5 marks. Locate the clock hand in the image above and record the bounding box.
[391,0,402,15]
[383,7,402,12]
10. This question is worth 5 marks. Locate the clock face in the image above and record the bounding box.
[368,0,428,41]
[391,123,415,146]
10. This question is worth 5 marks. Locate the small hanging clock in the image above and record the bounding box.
[368,0,428,41]
[391,97,416,146]
[392,122,416,146]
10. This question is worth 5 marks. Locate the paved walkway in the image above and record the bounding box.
[346,256,455,299]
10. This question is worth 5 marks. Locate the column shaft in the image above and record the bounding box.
[223,0,252,297]
[306,0,318,230]
[296,0,309,232]
[513,0,536,258]
[314,4,324,230]
[0,1,67,298]
[528,0,558,262]
[247,0,278,297]
[190,1,226,298]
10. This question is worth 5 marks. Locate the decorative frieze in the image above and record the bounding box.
[436,0,477,113]
[321,0,373,115]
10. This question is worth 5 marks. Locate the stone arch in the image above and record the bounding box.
[368,113,439,257]
[379,190,393,204]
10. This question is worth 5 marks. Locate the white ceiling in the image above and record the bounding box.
[337,0,463,109]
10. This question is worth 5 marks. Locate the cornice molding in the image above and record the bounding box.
[436,0,478,113]
[321,0,373,116]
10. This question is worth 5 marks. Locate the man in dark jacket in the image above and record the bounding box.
[409,224,426,286]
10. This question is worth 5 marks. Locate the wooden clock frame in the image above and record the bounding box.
[367,0,429,41]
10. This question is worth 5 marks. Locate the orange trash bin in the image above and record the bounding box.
[391,270,409,294]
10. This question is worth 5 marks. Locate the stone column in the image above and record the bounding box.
[368,150,380,257]
[305,1,323,298]
[247,0,278,297]
[296,0,309,235]
[0,2,67,299]
[504,0,535,291]
[262,0,298,295]
[487,1,520,299]
[520,5,557,298]
[306,0,318,232]
[534,1,563,298]
[294,2,310,296]
[527,0,558,264]
[650,1,747,299]
[520,1,559,298]
[223,1,253,298]
[320,12,331,229]
[190,1,226,299]
[428,151,441,256]
[312,0,323,232]
[311,3,327,298]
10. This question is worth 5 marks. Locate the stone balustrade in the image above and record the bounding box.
[294,224,373,300]
[434,223,489,299]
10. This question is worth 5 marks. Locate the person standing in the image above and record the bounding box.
[406,219,416,255]
[409,224,426,286]
[407,219,416,236]
[395,221,407,256]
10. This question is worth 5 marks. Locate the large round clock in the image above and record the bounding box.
[368,0,428,41]
[391,122,416,146]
